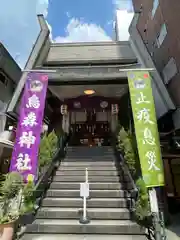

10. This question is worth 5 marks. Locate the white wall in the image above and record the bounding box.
[115,10,134,41]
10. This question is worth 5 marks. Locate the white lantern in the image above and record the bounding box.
[61,104,68,115]
[41,124,48,133]
[111,104,118,114]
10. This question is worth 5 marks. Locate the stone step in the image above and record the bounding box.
[25,219,144,235]
[66,153,114,157]
[66,153,114,156]
[66,155,115,158]
[46,189,129,198]
[53,175,122,182]
[50,182,132,190]
[67,150,114,152]
[64,158,116,162]
[66,151,114,154]
[37,207,131,220]
[67,146,113,149]
[67,146,113,148]
[21,234,146,240]
[55,170,120,176]
[67,147,113,152]
[61,162,116,167]
[58,166,117,171]
[42,197,131,208]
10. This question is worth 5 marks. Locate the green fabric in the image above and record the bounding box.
[128,71,164,187]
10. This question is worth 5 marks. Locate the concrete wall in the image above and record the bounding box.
[0,44,21,167]
[0,44,21,130]
[0,75,14,103]
[45,42,137,65]
[0,43,21,85]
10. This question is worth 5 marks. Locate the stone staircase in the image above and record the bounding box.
[21,146,146,239]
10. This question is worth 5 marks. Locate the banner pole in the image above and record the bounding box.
[22,68,156,73]
[22,69,56,73]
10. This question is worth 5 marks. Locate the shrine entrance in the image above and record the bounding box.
[70,109,111,146]
[62,96,119,146]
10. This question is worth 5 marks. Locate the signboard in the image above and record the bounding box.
[128,71,164,188]
[111,104,118,114]
[80,182,89,198]
[149,188,159,213]
[9,73,48,182]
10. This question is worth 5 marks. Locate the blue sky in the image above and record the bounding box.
[0,0,133,68]
[48,0,115,39]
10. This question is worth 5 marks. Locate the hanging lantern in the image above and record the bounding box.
[111,104,118,114]
[41,124,48,133]
[61,104,68,115]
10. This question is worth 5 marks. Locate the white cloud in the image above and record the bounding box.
[0,0,49,68]
[54,1,134,43]
[54,18,112,43]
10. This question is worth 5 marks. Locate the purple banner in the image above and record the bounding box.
[9,73,48,182]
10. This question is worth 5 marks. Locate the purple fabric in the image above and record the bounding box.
[9,73,48,182]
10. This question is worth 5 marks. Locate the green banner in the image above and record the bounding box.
[128,71,164,187]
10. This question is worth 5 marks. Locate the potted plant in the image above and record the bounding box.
[0,172,23,240]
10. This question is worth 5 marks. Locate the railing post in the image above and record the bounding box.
[85,167,88,183]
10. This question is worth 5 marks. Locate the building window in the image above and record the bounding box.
[157,24,167,47]
[151,0,159,18]
[0,72,8,86]
[162,57,178,84]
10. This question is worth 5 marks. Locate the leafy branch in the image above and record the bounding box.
[117,126,151,222]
